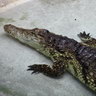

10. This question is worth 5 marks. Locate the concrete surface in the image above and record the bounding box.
[0,0,96,96]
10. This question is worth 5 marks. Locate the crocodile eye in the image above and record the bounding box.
[43,29,49,33]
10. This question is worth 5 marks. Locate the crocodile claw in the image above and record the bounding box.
[78,31,91,39]
[27,65,40,74]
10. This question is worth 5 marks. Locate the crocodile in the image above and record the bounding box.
[4,24,96,92]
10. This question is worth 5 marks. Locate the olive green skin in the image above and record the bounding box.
[4,24,96,92]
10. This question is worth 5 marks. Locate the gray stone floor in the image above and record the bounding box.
[0,0,96,96]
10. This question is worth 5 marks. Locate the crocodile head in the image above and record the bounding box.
[4,24,50,50]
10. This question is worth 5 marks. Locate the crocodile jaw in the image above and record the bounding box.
[4,24,44,50]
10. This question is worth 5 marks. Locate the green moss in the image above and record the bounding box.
[0,17,15,26]
[0,18,5,22]
[0,17,15,23]
[5,18,15,23]
[0,85,12,95]
[0,85,27,96]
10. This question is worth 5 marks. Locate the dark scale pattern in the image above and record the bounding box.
[76,46,96,66]
[39,30,79,53]
[41,31,96,87]
[75,45,96,85]
[4,24,96,91]
[38,32,96,86]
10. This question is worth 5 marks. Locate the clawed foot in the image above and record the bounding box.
[27,64,40,74]
[78,31,90,39]
[27,63,66,77]
[78,31,91,42]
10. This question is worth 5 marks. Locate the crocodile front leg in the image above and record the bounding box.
[27,51,70,77]
[78,31,96,48]
[27,62,66,77]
